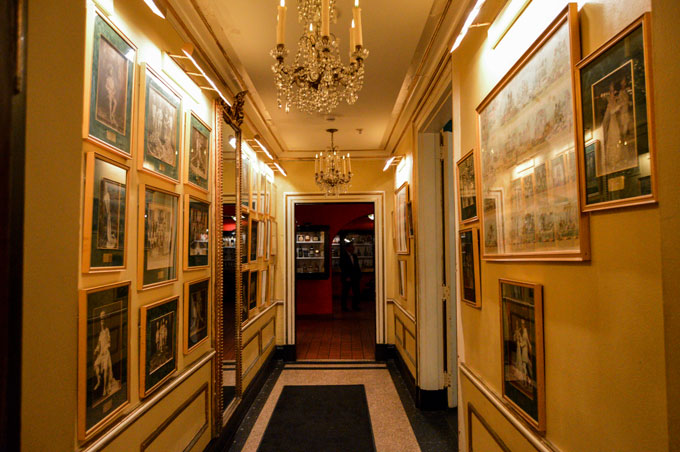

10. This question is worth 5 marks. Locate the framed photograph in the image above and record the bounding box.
[260,268,268,307]
[457,149,479,224]
[459,227,481,308]
[184,195,210,270]
[78,281,130,440]
[249,218,259,263]
[394,182,410,255]
[241,212,250,265]
[82,152,129,272]
[138,185,178,289]
[138,64,182,183]
[184,278,210,354]
[576,13,656,211]
[84,8,136,158]
[140,296,178,398]
[397,258,407,302]
[499,279,545,431]
[265,219,271,261]
[476,4,589,261]
[241,270,249,324]
[186,112,211,192]
[248,270,258,312]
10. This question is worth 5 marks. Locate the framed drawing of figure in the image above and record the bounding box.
[184,195,210,270]
[458,227,481,308]
[576,13,657,211]
[186,111,211,192]
[140,296,178,398]
[78,281,130,440]
[138,64,182,183]
[84,8,136,158]
[82,152,129,273]
[394,182,410,255]
[499,279,545,432]
[138,184,179,289]
[456,149,479,224]
[184,278,210,354]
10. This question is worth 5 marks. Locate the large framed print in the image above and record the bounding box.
[184,278,210,354]
[84,8,136,158]
[458,227,481,308]
[184,195,210,270]
[78,281,130,440]
[140,296,178,398]
[138,64,182,183]
[248,270,258,312]
[82,152,129,272]
[576,13,656,211]
[499,279,545,432]
[138,185,179,289]
[397,257,407,302]
[457,149,479,224]
[186,112,211,192]
[476,4,589,261]
[394,182,410,255]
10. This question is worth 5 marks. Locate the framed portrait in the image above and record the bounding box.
[140,296,178,398]
[249,218,259,263]
[397,258,407,302]
[78,281,130,440]
[241,212,250,265]
[499,279,545,432]
[394,182,410,255]
[138,185,178,289]
[183,278,210,354]
[459,227,481,308]
[576,13,656,211]
[84,8,136,158]
[260,268,268,307]
[138,64,182,183]
[184,195,210,270]
[82,152,129,273]
[241,270,249,324]
[186,112,211,192]
[457,149,479,224]
[477,4,589,261]
[265,219,271,261]
[248,270,259,312]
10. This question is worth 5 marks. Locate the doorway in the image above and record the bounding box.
[294,202,376,360]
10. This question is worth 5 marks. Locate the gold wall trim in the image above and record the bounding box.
[459,362,559,452]
[242,315,276,380]
[140,383,209,452]
[394,316,417,368]
[389,297,416,324]
[467,403,512,452]
[241,299,277,331]
[80,350,215,452]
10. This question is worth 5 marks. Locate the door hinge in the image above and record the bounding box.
[442,285,450,300]
[444,371,452,387]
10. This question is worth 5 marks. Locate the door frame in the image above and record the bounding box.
[283,192,386,349]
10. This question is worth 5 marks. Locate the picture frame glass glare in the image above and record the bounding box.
[143,188,178,286]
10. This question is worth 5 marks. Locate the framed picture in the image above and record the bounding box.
[248,270,258,312]
[260,268,268,307]
[78,281,130,440]
[249,218,259,263]
[84,8,136,158]
[457,149,479,224]
[499,279,545,431]
[476,4,589,261]
[265,219,271,261]
[140,296,178,397]
[268,264,275,303]
[241,270,249,324]
[186,111,211,192]
[576,13,656,211]
[394,182,410,255]
[241,212,250,265]
[138,184,179,289]
[241,154,251,208]
[397,258,407,302]
[459,227,481,308]
[138,64,182,183]
[184,278,210,354]
[184,195,210,269]
[82,152,129,272]
[271,221,278,256]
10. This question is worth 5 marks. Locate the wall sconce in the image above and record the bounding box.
[383,155,403,171]
[144,0,166,18]
[273,162,287,177]
[450,0,487,53]
[169,43,232,107]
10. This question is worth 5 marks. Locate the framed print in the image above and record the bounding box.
[457,149,479,224]
[260,269,268,307]
[241,270,249,324]
[271,221,278,256]
[184,278,210,354]
[576,13,656,211]
[184,195,210,270]
[78,281,130,440]
[85,8,136,158]
[265,219,271,261]
[138,64,182,183]
[140,296,178,398]
[241,212,250,264]
[459,227,481,308]
[499,279,545,431]
[82,152,129,272]
[394,182,410,255]
[477,4,589,261]
[249,218,259,262]
[248,270,258,312]
[186,112,211,192]
[138,185,178,289]
[397,258,407,302]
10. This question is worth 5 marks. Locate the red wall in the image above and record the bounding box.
[295,203,374,315]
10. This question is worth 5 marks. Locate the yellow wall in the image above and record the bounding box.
[453,0,670,451]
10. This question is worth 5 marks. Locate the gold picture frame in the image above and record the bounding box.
[183,194,210,271]
[456,149,479,225]
[397,257,407,302]
[183,277,210,354]
[139,296,179,398]
[394,182,410,255]
[458,227,481,308]
[185,110,211,194]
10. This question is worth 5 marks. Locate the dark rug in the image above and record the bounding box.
[257,385,376,452]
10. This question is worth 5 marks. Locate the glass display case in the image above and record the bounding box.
[331,231,374,273]
[295,225,330,279]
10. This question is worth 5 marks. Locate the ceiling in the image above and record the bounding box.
[189,0,444,154]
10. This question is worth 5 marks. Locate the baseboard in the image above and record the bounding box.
[393,345,447,411]
[275,344,296,361]
[375,343,396,361]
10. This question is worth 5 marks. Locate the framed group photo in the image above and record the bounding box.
[184,278,210,354]
[140,296,178,398]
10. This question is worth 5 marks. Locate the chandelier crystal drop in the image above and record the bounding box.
[271,0,369,115]
[315,129,353,195]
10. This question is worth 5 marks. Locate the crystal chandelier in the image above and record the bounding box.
[315,129,352,195]
[271,0,369,114]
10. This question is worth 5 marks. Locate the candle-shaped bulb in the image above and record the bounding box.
[277,1,287,45]
[321,0,330,36]
[309,23,313,32]
[350,19,356,56]
[355,0,359,6]
[352,3,363,46]
[280,0,285,6]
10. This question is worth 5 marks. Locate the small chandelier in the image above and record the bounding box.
[271,0,369,115]
[315,129,352,195]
